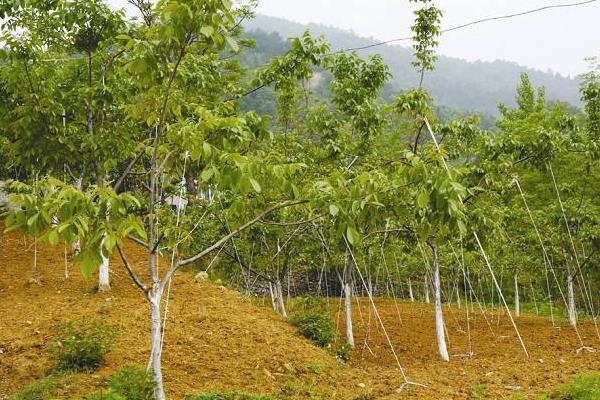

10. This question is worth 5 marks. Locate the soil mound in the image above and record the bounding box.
[2,228,600,399]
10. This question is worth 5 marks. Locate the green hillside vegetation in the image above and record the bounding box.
[243,14,582,117]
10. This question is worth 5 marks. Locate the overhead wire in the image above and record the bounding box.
[18,0,597,64]
[339,0,598,52]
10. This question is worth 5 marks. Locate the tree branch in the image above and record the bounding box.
[259,215,320,226]
[113,150,144,192]
[116,243,149,293]
[174,199,308,269]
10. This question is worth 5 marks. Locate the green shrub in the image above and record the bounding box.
[290,312,337,347]
[11,376,58,400]
[552,372,600,399]
[335,343,352,363]
[184,393,278,400]
[108,365,155,400]
[46,318,117,372]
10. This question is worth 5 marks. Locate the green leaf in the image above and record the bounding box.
[225,36,239,52]
[200,168,214,182]
[200,26,214,38]
[329,204,339,217]
[346,226,360,246]
[47,229,59,246]
[27,213,38,227]
[416,191,429,208]
[103,234,116,253]
[249,178,261,193]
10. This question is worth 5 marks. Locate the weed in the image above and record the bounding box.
[552,372,600,399]
[308,361,322,374]
[46,318,117,372]
[108,365,155,400]
[335,343,352,363]
[290,312,337,347]
[11,376,59,400]
[471,383,487,399]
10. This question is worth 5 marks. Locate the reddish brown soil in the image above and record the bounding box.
[1,228,599,399]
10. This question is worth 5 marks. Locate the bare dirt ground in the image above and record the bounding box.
[1,228,599,399]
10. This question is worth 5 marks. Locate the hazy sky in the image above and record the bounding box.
[108,0,599,77]
[254,0,599,77]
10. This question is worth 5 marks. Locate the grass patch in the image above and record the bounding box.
[470,383,487,399]
[11,374,68,400]
[551,372,600,399]
[46,318,117,372]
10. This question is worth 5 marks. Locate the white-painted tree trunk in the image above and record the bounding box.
[98,237,110,292]
[567,272,577,327]
[408,278,415,302]
[72,177,82,256]
[268,281,277,311]
[275,278,287,318]
[343,253,355,347]
[148,291,166,400]
[432,243,449,361]
[424,274,431,303]
[514,274,520,317]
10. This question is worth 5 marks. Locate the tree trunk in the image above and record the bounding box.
[432,243,449,361]
[514,274,520,317]
[456,281,462,309]
[408,278,415,302]
[148,291,166,400]
[98,236,110,292]
[268,281,277,311]
[567,271,577,327]
[424,274,431,303]
[185,175,197,197]
[343,252,355,347]
[72,177,83,256]
[275,277,287,318]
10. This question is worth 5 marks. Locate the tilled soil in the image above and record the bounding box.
[1,229,599,399]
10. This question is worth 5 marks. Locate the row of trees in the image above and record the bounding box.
[1,0,600,398]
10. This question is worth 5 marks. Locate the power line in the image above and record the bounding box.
[21,0,597,64]
[342,0,598,52]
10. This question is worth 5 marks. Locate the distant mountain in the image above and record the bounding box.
[243,14,582,116]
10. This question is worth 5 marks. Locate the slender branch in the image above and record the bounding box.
[220,248,275,284]
[113,150,144,192]
[269,225,309,263]
[100,48,126,84]
[412,121,426,154]
[151,233,165,254]
[175,199,308,269]
[572,248,596,279]
[363,227,410,240]
[116,243,149,293]
[259,215,320,226]
[128,234,148,247]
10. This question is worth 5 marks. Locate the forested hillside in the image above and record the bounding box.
[244,14,582,116]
